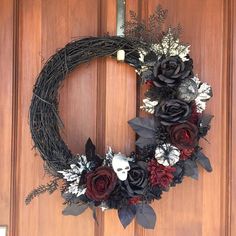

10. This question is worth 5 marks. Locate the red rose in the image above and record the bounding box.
[148,160,176,189]
[169,121,198,149]
[86,166,117,201]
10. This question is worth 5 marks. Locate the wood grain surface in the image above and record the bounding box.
[0,0,235,235]
[0,0,14,229]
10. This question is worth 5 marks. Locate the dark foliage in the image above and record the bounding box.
[145,86,177,101]
[137,144,156,161]
[171,160,185,186]
[122,5,181,48]
[25,178,59,205]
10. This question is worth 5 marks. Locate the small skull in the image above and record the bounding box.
[112,153,130,181]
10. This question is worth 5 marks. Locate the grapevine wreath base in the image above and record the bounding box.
[27,6,213,229]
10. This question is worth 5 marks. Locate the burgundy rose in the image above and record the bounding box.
[148,160,176,189]
[86,166,117,201]
[169,121,198,149]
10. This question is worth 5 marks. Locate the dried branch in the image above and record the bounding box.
[122,5,168,45]
[25,178,60,205]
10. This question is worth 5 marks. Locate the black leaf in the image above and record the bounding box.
[195,151,212,172]
[200,114,214,127]
[62,203,88,216]
[92,207,98,225]
[62,192,80,204]
[85,138,103,167]
[184,159,198,180]
[128,117,156,139]
[171,161,185,186]
[173,165,183,177]
[136,204,156,229]
[77,194,90,203]
[87,203,99,225]
[136,137,156,148]
[198,114,214,137]
[118,205,136,228]
[85,138,96,161]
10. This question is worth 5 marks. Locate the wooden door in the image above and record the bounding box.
[1,0,235,235]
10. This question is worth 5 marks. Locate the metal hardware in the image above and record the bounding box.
[116,0,126,36]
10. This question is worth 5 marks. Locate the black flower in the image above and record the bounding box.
[106,183,128,209]
[155,99,191,125]
[153,56,193,87]
[122,161,148,197]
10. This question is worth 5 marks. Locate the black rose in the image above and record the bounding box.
[122,161,148,197]
[106,183,128,209]
[153,56,193,87]
[155,99,191,126]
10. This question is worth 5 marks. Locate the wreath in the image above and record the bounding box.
[27,6,213,229]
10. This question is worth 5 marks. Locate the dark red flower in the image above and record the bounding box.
[168,121,198,149]
[180,148,195,160]
[148,160,176,189]
[86,166,117,201]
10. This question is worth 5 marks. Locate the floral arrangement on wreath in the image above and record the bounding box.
[27,6,213,229]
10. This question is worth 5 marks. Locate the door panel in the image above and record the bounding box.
[0,0,234,236]
[144,1,227,236]
[0,0,14,229]
[17,0,99,235]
